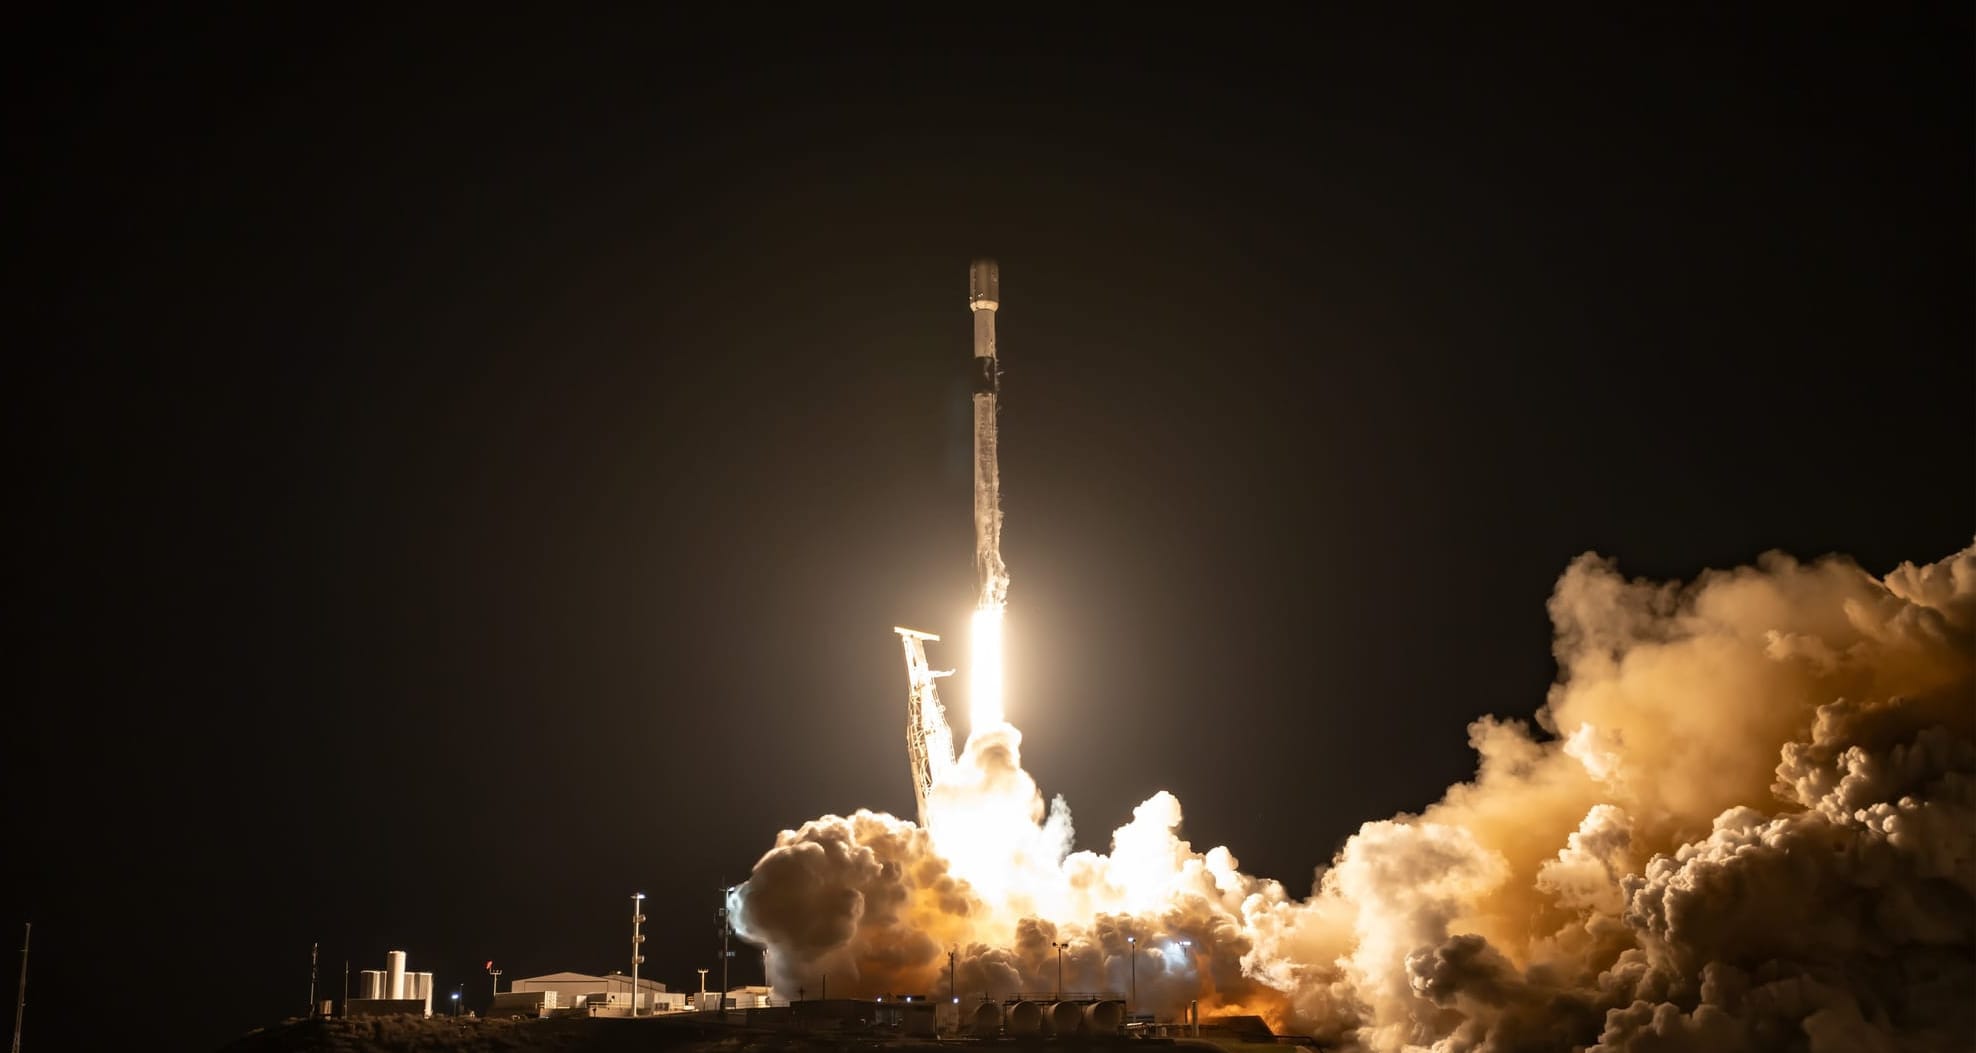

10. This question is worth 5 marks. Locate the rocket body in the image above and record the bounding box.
[969,259,1007,610]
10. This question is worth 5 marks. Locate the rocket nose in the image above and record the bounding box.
[969,258,1000,308]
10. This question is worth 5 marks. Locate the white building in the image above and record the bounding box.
[510,971,683,1014]
[727,985,775,1009]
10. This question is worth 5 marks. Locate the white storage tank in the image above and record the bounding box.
[386,950,408,1000]
[1006,1000,1045,1036]
[360,970,384,1000]
[1049,1001,1085,1035]
[1084,1000,1124,1034]
[969,1001,1003,1037]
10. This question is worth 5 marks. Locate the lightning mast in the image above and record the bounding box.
[10,923,25,1053]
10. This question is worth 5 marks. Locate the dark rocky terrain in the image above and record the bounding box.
[217,1016,1204,1053]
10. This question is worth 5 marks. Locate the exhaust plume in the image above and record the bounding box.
[733,542,1973,1050]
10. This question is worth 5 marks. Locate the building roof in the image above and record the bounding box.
[513,971,668,992]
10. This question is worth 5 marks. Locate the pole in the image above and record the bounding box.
[1182,941,1198,1033]
[10,923,27,1053]
[632,893,646,1017]
[341,961,349,1019]
[719,894,731,1022]
[1127,936,1136,1019]
[1051,941,1064,1000]
[308,942,318,1018]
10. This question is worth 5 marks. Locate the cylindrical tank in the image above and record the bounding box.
[1006,1000,1045,1036]
[1084,1000,1125,1034]
[1049,1001,1085,1035]
[361,970,383,1000]
[969,258,1000,311]
[969,1000,1003,1038]
[386,951,407,1000]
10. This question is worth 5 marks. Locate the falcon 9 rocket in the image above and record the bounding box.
[902,259,1012,821]
[969,258,1007,610]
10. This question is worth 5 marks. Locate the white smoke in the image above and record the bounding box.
[733,543,1974,1050]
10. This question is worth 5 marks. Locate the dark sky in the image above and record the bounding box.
[4,9,1969,1050]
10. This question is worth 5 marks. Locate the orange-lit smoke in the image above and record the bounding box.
[733,543,1973,1050]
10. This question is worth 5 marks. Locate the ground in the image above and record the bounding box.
[216,1016,1244,1053]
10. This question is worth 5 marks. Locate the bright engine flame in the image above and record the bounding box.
[969,604,1005,730]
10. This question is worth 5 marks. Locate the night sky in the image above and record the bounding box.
[4,9,1969,1051]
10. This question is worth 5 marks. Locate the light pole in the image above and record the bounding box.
[719,887,735,1022]
[1126,936,1136,1019]
[486,961,501,1010]
[1179,941,1196,1035]
[631,893,647,1017]
[1051,941,1068,1000]
[450,988,461,1017]
[697,968,709,1011]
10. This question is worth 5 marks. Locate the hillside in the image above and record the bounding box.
[217,1015,1240,1053]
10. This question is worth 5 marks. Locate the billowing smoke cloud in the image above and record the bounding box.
[733,543,1973,1050]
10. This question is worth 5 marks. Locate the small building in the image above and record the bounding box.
[489,990,562,1019]
[727,985,775,1009]
[876,998,938,1036]
[692,984,775,1011]
[511,971,679,1014]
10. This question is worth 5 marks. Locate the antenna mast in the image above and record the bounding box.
[11,923,28,1053]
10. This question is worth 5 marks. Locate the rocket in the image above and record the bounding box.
[969,258,1008,610]
[897,260,1010,821]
